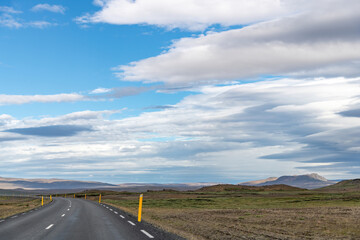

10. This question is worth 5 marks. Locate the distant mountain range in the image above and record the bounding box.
[0,173,342,192]
[0,176,217,192]
[239,173,338,189]
[0,177,117,190]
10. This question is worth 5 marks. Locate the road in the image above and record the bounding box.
[0,198,184,240]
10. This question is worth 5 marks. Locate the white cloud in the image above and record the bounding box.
[0,6,57,29]
[31,4,66,14]
[27,21,55,28]
[77,0,293,30]
[0,93,85,105]
[0,6,22,14]
[90,88,112,94]
[0,13,22,28]
[0,87,148,106]
[115,1,360,87]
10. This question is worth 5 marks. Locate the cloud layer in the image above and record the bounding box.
[1,78,359,182]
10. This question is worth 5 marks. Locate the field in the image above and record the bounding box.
[0,196,50,219]
[83,185,360,240]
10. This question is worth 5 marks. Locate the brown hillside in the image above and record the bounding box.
[318,179,360,192]
[198,184,304,192]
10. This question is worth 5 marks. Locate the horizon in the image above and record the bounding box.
[1,0,360,183]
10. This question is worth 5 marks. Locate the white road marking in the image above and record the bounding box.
[22,213,26,215]
[67,209,70,211]
[120,215,125,219]
[128,221,135,226]
[114,211,118,214]
[106,207,109,209]
[110,209,113,211]
[45,224,54,230]
[61,214,65,217]
[141,230,154,239]
[0,220,4,223]
[11,216,17,219]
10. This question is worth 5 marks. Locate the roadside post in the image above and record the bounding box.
[74,194,75,198]
[85,194,86,200]
[99,194,101,203]
[50,195,52,201]
[41,196,44,206]
[138,194,143,222]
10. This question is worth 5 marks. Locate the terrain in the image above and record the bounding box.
[0,196,50,219]
[240,173,338,189]
[83,181,360,240]
[0,176,216,192]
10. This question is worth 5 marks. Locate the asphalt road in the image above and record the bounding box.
[0,198,184,240]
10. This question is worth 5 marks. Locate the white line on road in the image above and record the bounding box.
[120,215,125,219]
[110,209,113,211]
[128,221,135,226]
[141,230,154,239]
[114,211,118,214]
[67,209,70,211]
[45,224,54,230]
[61,214,65,217]
[11,216,17,219]
[22,213,26,215]
[0,220,4,223]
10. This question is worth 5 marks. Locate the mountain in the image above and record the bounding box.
[0,177,117,190]
[239,173,337,189]
[318,179,360,192]
[240,177,278,186]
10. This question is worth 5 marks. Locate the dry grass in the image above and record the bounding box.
[84,189,360,240]
[0,196,50,219]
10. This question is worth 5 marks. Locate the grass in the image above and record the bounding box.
[84,188,360,239]
[0,196,51,219]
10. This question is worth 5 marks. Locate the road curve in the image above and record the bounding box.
[0,198,184,240]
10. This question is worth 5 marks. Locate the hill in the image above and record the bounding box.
[198,184,304,192]
[318,179,360,192]
[239,173,337,189]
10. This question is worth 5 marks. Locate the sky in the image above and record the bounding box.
[0,0,360,183]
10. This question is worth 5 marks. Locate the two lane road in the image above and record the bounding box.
[0,198,183,240]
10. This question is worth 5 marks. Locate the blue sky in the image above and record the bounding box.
[1,0,360,183]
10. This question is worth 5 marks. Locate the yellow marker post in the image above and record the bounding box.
[50,195,52,201]
[85,194,86,200]
[99,194,101,203]
[74,194,75,198]
[41,196,44,206]
[138,194,143,222]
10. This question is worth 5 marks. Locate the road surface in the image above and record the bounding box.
[0,198,184,240]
